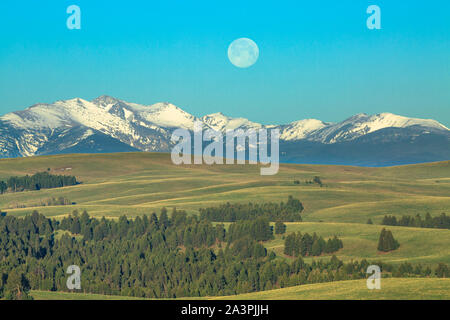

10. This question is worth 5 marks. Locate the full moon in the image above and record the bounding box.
[228,38,259,68]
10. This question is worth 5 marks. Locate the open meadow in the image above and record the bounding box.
[1,152,449,299]
[1,152,448,224]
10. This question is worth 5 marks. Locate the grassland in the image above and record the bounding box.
[30,278,450,300]
[1,152,449,299]
[213,278,450,300]
[267,222,450,265]
[30,290,146,300]
[0,153,448,223]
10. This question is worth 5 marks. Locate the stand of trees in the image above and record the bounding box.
[1,209,424,300]
[199,196,304,222]
[8,197,72,209]
[275,221,287,234]
[0,172,78,194]
[227,218,274,243]
[0,181,6,194]
[294,176,324,187]
[392,262,449,278]
[284,232,343,257]
[377,228,400,252]
[382,213,450,230]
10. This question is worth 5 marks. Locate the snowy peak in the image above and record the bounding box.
[1,103,73,130]
[370,112,448,131]
[339,112,447,131]
[280,119,328,141]
[310,112,449,144]
[92,95,122,106]
[0,95,448,160]
[201,112,262,132]
[141,102,198,129]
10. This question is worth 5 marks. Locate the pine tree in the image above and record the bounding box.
[71,218,81,234]
[311,240,321,256]
[275,221,286,235]
[435,263,449,278]
[378,228,400,252]
[159,210,170,229]
[284,233,295,256]
[4,270,32,300]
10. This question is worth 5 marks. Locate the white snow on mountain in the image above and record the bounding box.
[1,104,71,129]
[53,98,139,139]
[0,95,448,158]
[139,102,198,129]
[201,112,263,132]
[308,113,449,143]
[280,119,329,141]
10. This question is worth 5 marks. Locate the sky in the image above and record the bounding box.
[0,0,449,126]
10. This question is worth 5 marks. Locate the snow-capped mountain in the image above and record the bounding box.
[0,96,199,157]
[305,112,448,144]
[201,112,263,132]
[0,95,449,166]
[279,119,329,141]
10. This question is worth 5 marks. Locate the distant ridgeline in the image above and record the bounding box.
[382,213,450,230]
[0,172,78,194]
[199,196,304,222]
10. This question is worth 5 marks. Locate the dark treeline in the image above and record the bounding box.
[275,221,287,234]
[199,196,304,222]
[294,176,323,187]
[1,209,434,300]
[8,197,73,209]
[393,262,449,278]
[382,213,450,230]
[227,218,274,243]
[0,172,78,194]
[284,232,343,257]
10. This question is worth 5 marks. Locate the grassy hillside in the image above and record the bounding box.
[213,278,450,300]
[30,278,450,300]
[267,222,450,265]
[1,153,449,300]
[0,153,448,224]
[30,290,146,300]
[1,153,448,265]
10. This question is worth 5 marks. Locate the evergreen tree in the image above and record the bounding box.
[435,263,449,278]
[71,218,81,234]
[0,209,443,300]
[275,221,287,235]
[159,209,170,229]
[4,270,32,300]
[377,228,400,252]
[0,181,7,194]
[311,240,321,256]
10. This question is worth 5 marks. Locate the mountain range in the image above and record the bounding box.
[1,95,449,166]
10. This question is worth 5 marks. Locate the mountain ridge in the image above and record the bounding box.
[0,95,449,165]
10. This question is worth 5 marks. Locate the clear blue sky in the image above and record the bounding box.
[0,0,449,126]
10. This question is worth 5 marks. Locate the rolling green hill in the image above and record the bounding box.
[30,278,450,300]
[1,153,449,300]
[30,290,146,300]
[1,153,448,223]
[212,278,450,300]
[267,222,450,265]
